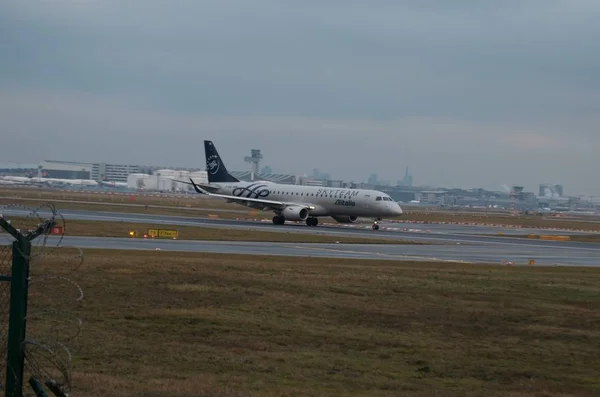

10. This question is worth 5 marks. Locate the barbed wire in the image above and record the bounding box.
[0,202,83,396]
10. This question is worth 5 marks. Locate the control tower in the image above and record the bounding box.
[510,185,524,213]
[244,149,263,181]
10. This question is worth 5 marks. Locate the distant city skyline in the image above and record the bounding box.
[0,157,578,200]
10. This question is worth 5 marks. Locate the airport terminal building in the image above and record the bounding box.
[38,159,300,189]
[41,160,139,182]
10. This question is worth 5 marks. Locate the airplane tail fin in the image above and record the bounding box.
[204,140,239,183]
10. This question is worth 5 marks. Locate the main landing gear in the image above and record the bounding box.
[272,215,319,226]
[306,217,318,227]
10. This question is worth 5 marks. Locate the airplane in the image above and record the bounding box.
[180,140,403,230]
[99,180,129,188]
[0,175,99,187]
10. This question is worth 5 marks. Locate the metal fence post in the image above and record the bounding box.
[1,217,54,397]
[5,237,30,397]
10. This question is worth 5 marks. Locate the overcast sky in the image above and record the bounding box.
[1,1,599,196]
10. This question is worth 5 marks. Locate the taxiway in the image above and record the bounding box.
[1,208,599,266]
[21,235,600,266]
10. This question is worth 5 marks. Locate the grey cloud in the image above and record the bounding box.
[0,1,599,195]
[2,1,597,123]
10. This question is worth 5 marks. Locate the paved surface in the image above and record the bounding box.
[1,208,599,266]
[2,235,595,267]
[1,208,592,240]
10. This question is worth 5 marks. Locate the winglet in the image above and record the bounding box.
[189,178,207,194]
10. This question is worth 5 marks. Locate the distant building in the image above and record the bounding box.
[40,160,141,182]
[417,190,449,205]
[40,160,92,179]
[0,163,39,177]
[539,184,564,198]
[312,168,330,180]
[92,162,140,182]
[127,170,207,191]
[398,167,413,187]
[368,173,378,185]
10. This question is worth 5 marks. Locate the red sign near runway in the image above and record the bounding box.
[50,226,63,235]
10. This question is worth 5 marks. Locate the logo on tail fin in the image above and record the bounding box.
[207,154,220,175]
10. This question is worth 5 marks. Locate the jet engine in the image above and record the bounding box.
[331,215,358,223]
[282,206,309,221]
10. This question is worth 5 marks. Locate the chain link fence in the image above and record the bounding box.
[1,203,82,397]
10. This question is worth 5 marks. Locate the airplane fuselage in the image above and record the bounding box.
[207,180,403,218]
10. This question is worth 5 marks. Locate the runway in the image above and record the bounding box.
[1,207,594,242]
[18,235,600,266]
[1,207,592,236]
[1,208,600,266]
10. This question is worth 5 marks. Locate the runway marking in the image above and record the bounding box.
[288,244,475,264]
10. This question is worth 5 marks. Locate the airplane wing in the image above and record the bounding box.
[176,178,314,212]
[172,179,221,193]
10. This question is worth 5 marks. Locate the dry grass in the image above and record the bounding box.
[3,187,600,230]
[0,195,249,220]
[0,187,222,208]
[401,211,600,231]
[494,233,600,243]
[27,249,600,397]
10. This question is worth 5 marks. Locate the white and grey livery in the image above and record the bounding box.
[183,140,403,230]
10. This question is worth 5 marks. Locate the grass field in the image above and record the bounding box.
[399,211,600,231]
[494,233,600,243]
[0,195,249,220]
[3,187,600,231]
[2,216,424,244]
[27,249,600,397]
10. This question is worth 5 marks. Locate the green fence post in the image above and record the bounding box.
[29,377,48,397]
[4,237,30,397]
[1,217,54,397]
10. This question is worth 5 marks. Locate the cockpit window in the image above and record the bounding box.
[376,196,382,201]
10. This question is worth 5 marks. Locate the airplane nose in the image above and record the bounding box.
[395,204,403,216]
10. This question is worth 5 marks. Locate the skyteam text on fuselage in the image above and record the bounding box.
[180,140,403,229]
